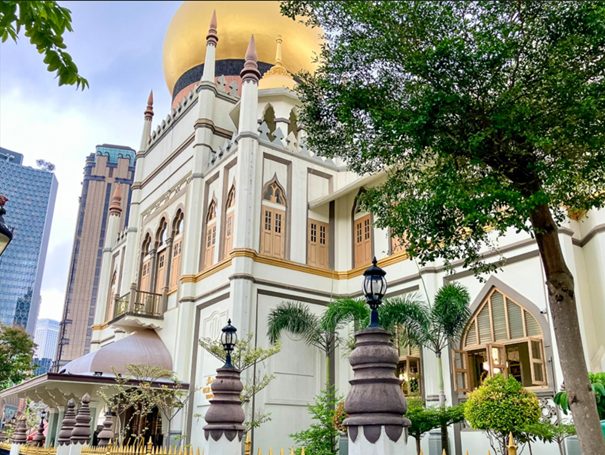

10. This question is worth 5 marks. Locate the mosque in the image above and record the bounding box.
[2,2,605,454]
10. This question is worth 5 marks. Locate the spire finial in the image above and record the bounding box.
[109,185,123,215]
[240,35,260,83]
[275,35,283,66]
[144,90,154,120]
[206,10,218,46]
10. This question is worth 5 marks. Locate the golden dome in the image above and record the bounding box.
[163,1,322,94]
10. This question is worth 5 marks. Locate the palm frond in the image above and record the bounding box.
[379,294,431,345]
[266,301,322,346]
[321,298,370,333]
[432,282,471,345]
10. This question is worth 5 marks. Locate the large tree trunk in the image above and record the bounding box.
[529,204,605,454]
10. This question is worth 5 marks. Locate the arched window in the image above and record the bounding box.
[352,192,373,268]
[454,288,547,393]
[154,219,169,293]
[307,218,329,268]
[203,199,217,268]
[261,178,286,259]
[223,186,236,257]
[170,210,184,290]
[140,234,152,292]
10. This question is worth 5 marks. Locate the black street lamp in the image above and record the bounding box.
[362,257,388,327]
[221,319,238,368]
[0,196,13,257]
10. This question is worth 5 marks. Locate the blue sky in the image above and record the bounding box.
[0,1,183,321]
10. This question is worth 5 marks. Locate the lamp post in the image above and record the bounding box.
[0,195,13,257]
[203,319,245,455]
[362,257,388,327]
[221,319,238,368]
[344,256,409,455]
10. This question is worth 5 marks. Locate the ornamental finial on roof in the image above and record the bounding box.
[109,185,123,215]
[144,90,154,120]
[240,35,261,83]
[207,10,218,46]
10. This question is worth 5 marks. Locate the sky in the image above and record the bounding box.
[0,1,182,321]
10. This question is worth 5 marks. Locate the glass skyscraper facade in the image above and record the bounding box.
[0,147,57,334]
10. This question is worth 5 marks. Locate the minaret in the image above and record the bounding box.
[92,185,123,329]
[121,92,153,295]
[174,11,221,379]
[230,36,262,329]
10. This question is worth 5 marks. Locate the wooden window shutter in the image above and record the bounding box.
[453,350,470,393]
[529,338,547,385]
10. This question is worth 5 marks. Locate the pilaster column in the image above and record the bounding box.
[344,327,410,455]
[203,367,245,455]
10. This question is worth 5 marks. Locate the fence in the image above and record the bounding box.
[1,432,519,455]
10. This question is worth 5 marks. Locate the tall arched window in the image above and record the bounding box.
[154,219,168,293]
[170,210,184,290]
[261,178,286,259]
[454,288,547,393]
[223,186,236,257]
[203,199,217,268]
[352,193,373,268]
[140,234,152,292]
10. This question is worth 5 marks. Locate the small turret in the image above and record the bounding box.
[202,10,218,83]
[109,185,122,216]
[240,35,261,84]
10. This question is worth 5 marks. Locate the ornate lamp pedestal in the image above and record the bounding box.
[344,327,410,454]
[10,417,27,455]
[202,319,245,455]
[57,399,76,455]
[69,394,91,455]
[344,257,410,454]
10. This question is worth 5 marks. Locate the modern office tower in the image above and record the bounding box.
[0,147,57,334]
[54,144,135,369]
[33,318,59,374]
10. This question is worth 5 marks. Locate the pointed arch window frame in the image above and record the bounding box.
[260,176,287,259]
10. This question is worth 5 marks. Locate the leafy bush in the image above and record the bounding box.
[291,388,341,455]
[406,398,465,455]
[554,372,605,420]
[464,375,540,454]
[524,422,576,455]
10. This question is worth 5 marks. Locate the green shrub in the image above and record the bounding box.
[464,375,540,454]
[407,398,465,455]
[291,387,340,455]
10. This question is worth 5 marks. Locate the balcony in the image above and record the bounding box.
[109,289,165,329]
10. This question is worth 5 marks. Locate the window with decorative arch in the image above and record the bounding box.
[223,185,236,257]
[170,210,184,290]
[140,233,153,292]
[203,199,217,268]
[453,288,548,393]
[154,218,169,293]
[261,178,286,259]
[352,192,373,268]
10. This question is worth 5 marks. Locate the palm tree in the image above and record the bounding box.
[267,298,369,387]
[379,282,471,455]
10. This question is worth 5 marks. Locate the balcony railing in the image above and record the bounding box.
[112,289,165,320]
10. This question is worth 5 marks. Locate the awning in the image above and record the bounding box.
[61,329,172,375]
[308,171,386,209]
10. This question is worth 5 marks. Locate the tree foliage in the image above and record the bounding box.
[0,324,36,389]
[406,398,465,455]
[465,375,541,454]
[291,387,341,455]
[554,372,605,419]
[0,1,88,89]
[281,1,605,451]
[99,364,188,447]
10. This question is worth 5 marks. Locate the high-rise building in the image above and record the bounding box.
[0,147,57,334]
[33,318,59,359]
[33,318,59,375]
[55,144,135,368]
